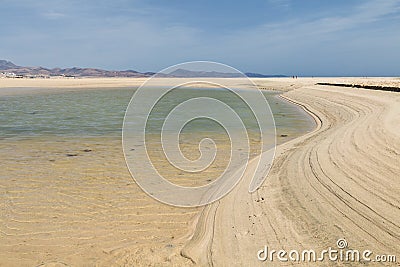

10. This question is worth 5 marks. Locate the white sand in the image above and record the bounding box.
[1,77,399,266]
[183,78,400,266]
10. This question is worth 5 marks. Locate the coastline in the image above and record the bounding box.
[0,78,314,266]
[1,78,399,266]
[2,0,399,266]
[180,84,324,266]
[182,79,400,266]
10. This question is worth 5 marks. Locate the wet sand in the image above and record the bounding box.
[1,77,399,266]
[0,137,198,266]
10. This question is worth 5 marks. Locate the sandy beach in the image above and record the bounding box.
[1,77,399,266]
[2,0,399,265]
[184,78,400,266]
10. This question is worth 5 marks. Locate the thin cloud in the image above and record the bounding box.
[222,0,400,46]
[1,0,399,75]
[266,0,291,8]
[42,11,66,19]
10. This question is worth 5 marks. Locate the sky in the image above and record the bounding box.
[1,0,400,76]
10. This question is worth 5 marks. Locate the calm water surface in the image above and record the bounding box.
[0,87,315,141]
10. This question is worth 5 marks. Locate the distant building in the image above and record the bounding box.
[4,72,17,78]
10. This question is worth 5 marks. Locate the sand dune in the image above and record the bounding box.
[183,80,400,266]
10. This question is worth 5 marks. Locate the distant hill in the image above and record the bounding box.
[0,60,152,78]
[168,68,240,78]
[244,72,287,78]
[0,60,19,70]
[168,68,286,78]
[0,60,286,78]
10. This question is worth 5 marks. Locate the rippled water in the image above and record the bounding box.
[0,87,315,140]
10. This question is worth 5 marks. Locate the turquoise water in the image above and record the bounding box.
[0,87,315,140]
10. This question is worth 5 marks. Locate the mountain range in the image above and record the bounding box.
[0,60,285,78]
[0,60,154,78]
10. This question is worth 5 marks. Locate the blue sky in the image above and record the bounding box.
[1,0,399,76]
